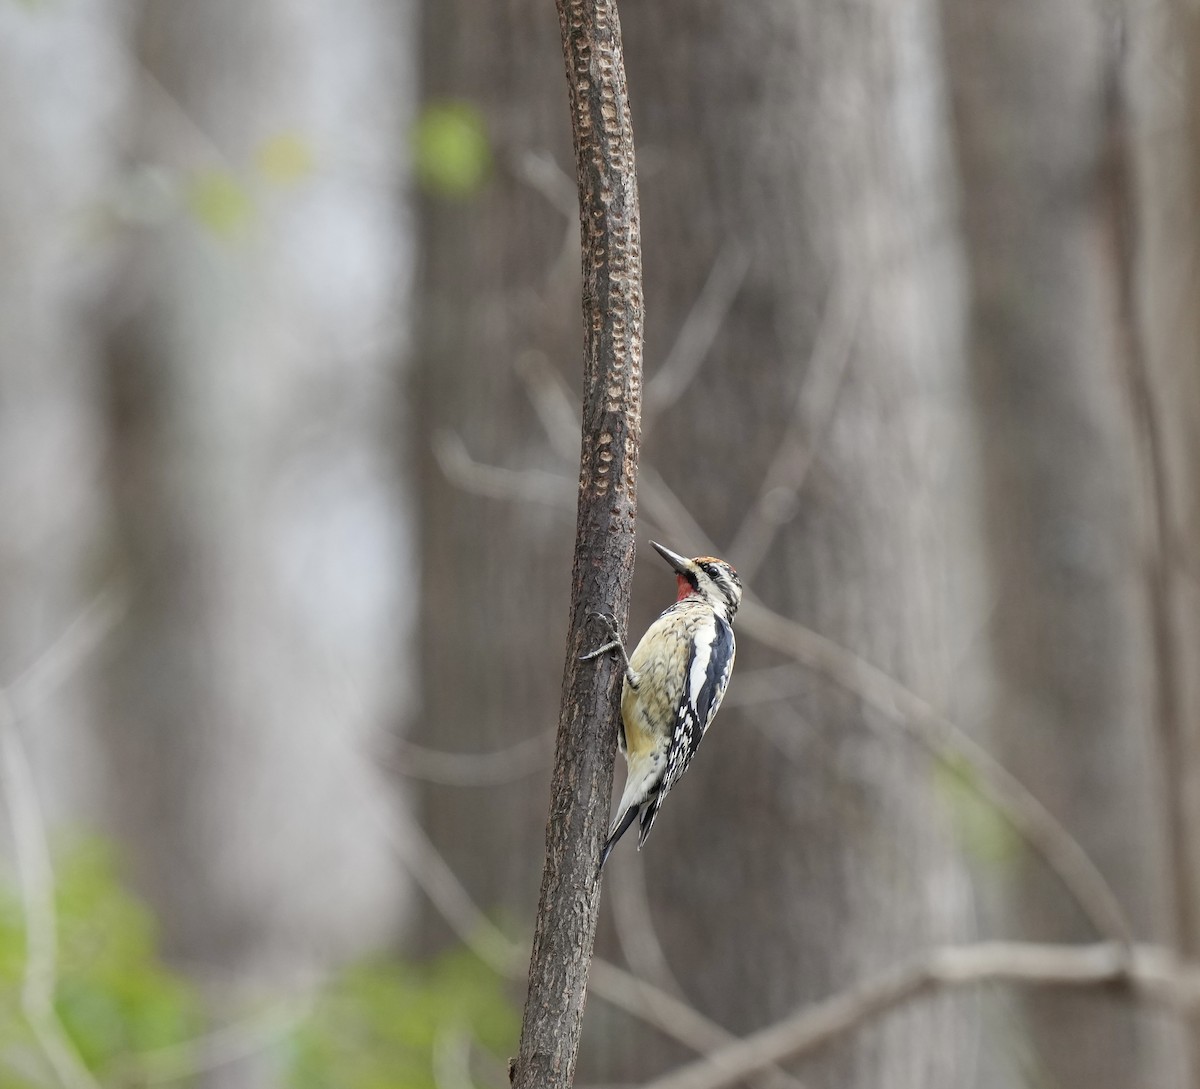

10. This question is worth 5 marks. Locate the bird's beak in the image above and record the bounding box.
[650,541,691,576]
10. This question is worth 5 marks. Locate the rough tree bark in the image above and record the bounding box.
[511,1,643,1087]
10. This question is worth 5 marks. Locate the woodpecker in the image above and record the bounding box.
[582,541,742,869]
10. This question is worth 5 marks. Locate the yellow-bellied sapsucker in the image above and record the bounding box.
[583,541,742,869]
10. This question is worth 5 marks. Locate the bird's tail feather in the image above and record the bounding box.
[599,803,640,870]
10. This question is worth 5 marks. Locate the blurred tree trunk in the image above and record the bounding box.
[411,1,579,941]
[603,3,977,1086]
[942,1,1190,1085]
[0,0,125,826]
[98,2,411,1084]
[1126,0,1200,1077]
[415,2,976,1087]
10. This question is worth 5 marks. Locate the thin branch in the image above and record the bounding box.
[432,1022,476,1089]
[6,587,127,715]
[586,961,811,1089]
[0,699,102,1089]
[608,857,685,998]
[513,240,746,448]
[0,593,127,1089]
[737,600,1134,945]
[644,244,750,423]
[604,868,812,1089]
[136,66,232,169]
[641,940,1198,1089]
[513,150,580,221]
[135,998,314,1085]
[389,733,554,787]
[638,467,716,549]
[510,152,583,288]
[433,430,575,507]
[389,806,521,976]
[514,350,584,461]
[383,795,807,1086]
[718,664,812,710]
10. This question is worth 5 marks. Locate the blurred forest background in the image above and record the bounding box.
[3,0,1200,1088]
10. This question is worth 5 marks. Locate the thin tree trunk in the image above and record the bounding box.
[512,2,643,1086]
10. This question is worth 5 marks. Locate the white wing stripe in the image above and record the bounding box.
[687,617,715,715]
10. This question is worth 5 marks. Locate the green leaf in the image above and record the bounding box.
[413,100,491,199]
[934,759,1020,866]
[0,837,205,1084]
[186,170,254,237]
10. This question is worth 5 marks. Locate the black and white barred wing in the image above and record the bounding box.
[637,614,735,845]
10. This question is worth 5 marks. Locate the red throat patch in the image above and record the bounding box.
[675,574,694,601]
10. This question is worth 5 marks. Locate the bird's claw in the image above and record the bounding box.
[580,610,622,661]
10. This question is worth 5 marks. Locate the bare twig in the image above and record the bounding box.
[389,733,554,787]
[513,241,746,448]
[608,858,684,998]
[383,799,806,1086]
[587,960,810,1089]
[511,153,584,287]
[432,1022,476,1089]
[433,430,574,507]
[514,151,579,220]
[136,66,231,169]
[0,593,128,1089]
[390,807,521,976]
[645,244,750,423]
[604,868,812,1089]
[6,588,127,715]
[737,600,1133,944]
[2,678,306,1089]
[718,664,812,709]
[0,697,102,1089]
[638,467,714,548]
[642,940,1199,1089]
[514,350,583,460]
[135,998,314,1085]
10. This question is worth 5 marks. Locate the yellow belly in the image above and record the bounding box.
[618,605,701,758]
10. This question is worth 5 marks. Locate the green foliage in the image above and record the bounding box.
[0,838,204,1087]
[0,837,518,1089]
[413,101,492,199]
[934,757,1021,866]
[186,170,254,238]
[288,947,518,1089]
